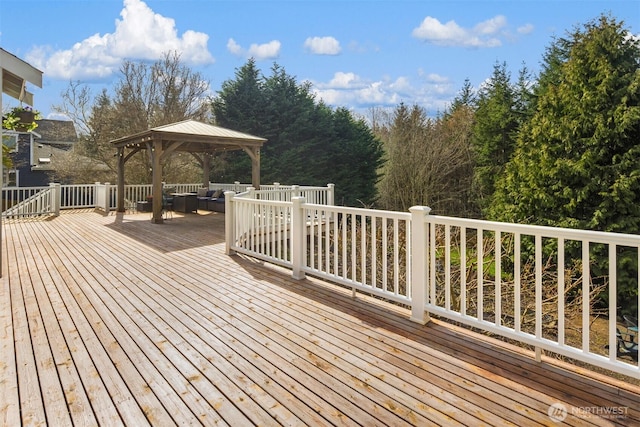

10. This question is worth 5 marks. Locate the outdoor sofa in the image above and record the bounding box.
[196,188,227,213]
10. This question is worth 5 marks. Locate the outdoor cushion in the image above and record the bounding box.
[197,188,208,197]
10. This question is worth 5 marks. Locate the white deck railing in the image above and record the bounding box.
[226,195,640,379]
[2,184,59,219]
[2,182,223,215]
[236,184,335,205]
[1,182,329,215]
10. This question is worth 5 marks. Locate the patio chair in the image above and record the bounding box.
[623,314,638,329]
[612,328,638,360]
[162,194,173,220]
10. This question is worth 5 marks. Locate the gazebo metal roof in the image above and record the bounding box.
[110,119,267,152]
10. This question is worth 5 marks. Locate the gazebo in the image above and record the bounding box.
[110,120,267,223]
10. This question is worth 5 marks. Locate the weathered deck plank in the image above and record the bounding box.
[2,210,639,426]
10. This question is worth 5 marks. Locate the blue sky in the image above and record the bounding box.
[1,0,638,119]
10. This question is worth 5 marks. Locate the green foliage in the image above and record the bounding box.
[490,15,640,231]
[472,62,531,214]
[2,106,41,132]
[211,60,383,206]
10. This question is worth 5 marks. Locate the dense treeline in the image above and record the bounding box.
[210,60,383,207]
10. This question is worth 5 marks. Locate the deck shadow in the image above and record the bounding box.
[103,210,226,253]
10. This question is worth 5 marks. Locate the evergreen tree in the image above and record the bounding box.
[490,15,640,234]
[211,59,269,181]
[449,78,476,114]
[211,60,384,206]
[471,61,522,213]
[329,107,384,206]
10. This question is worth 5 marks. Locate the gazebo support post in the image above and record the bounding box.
[116,147,125,212]
[151,140,164,224]
[243,146,261,189]
[202,154,211,188]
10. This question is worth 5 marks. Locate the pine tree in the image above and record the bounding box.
[471,61,522,214]
[211,60,384,205]
[490,14,640,234]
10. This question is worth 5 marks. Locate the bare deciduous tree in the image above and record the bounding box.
[375,103,475,216]
[52,51,211,184]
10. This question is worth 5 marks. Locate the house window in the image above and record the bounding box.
[2,132,19,153]
[3,169,18,187]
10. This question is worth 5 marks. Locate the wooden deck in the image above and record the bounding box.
[2,209,639,426]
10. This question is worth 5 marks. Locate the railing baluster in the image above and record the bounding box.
[608,244,617,362]
[582,240,590,353]
[495,230,501,327]
[460,227,467,317]
[477,228,484,322]
[535,234,543,361]
[514,233,521,333]
[557,238,564,345]
[445,225,451,311]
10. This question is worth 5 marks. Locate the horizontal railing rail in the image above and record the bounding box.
[2,182,325,215]
[210,182,251,193]
[235,184,335,206]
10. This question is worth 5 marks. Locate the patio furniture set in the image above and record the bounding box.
[136,188,228,215]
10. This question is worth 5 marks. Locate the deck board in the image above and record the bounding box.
[2,210,639,426]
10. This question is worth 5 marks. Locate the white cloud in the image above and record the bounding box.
[412,15,508,48]
[327,72,362,89]
[248,40,281,60]
[26,0,213,80]
[517,23,535,35]
[310,71,453,115]
[304,36,341,55]
[227,38,243,55]
[227,38,281,60]
[424,73,449,83]
[474,15,507,35]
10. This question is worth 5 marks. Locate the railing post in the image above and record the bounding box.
[291,196,306,280]
[410,206,431,324]
[327,183,335,206]
[103,182,110,211]
[50,182,61,216]
[247,186,256,199]
[234,181,240,192]
[225,191,235,255]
